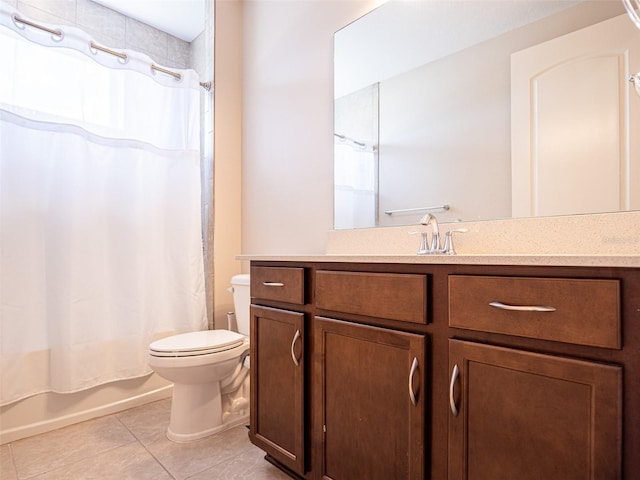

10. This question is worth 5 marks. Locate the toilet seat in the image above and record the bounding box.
[150,330,245,357]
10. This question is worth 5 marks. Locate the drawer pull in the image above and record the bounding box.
[489,301,556,312]
[263,282,285,287]
[290,329,301,367]
[450,364,460,417]
[409,357,419,406]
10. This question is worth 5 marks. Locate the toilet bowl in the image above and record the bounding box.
[148,274,251,442]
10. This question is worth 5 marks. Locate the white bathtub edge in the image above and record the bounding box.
[0,384,173,444]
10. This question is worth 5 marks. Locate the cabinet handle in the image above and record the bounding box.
[449,364,459,417]
[290,329,301,367]
[409,357,419,406]
[263,281,285,287]
[489,301,556,312]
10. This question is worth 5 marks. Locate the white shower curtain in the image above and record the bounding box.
[0,5,207,405]
[334,143,377,229]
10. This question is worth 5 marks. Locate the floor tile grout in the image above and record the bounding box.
[26,439,143,480]
[111,406,177,480]
[115,417,178,480]
[2,400,288,480]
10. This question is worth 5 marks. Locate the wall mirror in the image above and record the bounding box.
[334,0,640,230]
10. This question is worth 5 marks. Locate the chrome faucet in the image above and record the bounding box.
[413,214,468,255]
[419,213,441,254]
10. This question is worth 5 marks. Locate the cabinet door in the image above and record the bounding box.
[448,339,621,480]
[250,305,305,475]
[314,317,426,480]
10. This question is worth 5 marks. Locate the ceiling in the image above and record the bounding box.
[92,0,205,42]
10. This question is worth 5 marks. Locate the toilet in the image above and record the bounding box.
[148,274,251,442]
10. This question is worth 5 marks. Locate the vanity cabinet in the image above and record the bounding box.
[448,274,623,480]
[314,270,428,480]
[313,317,426,480]
[448,275,621,348]
[448,340,621,480]
[314,270,427,324]
[248,261,639,480]
[249,267,307,476]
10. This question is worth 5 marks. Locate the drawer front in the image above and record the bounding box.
[315,270,427,324]
[448,275,620,348]
[251,266,305,305]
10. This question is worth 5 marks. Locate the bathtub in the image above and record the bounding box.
[0,373,172,444]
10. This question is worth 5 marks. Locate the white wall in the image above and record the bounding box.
[240,0,381,255]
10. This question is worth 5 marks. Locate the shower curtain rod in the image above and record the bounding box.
[12,14,212,91]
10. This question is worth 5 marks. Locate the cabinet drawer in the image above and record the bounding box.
[449,275,620,348]
[315,270,427,324]
[251,266,305,305]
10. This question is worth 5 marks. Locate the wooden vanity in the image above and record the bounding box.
[246,258,639,480]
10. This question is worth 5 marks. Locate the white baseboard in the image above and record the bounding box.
[1,383,173,444]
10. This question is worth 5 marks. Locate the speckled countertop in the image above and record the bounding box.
[239,212,640,268]
[237,254,640,268]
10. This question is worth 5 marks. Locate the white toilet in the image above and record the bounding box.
[148,274,251,442]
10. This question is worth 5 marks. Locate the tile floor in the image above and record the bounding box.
[0,399,291,479]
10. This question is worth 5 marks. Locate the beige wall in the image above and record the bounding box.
[213,0,244,328]
[239,0,380,255]
[212,0,383,325]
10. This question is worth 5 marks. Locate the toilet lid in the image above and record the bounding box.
[149,330,245,357]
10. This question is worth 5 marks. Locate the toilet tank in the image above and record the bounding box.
[231,274,251,336]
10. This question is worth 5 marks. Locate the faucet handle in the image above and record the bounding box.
[409,230,430,255]
[443,228,468,255]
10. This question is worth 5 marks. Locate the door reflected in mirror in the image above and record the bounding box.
[334,0,640,230]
